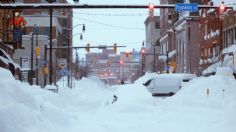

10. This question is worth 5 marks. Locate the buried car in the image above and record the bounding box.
[143,73,196,97]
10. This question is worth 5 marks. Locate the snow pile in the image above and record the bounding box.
[216,67,234,77]
[56,77,114,111]
[154,70,236,132]
[102,83,155,113]
[1,67,236,132]
[0,68,74,132]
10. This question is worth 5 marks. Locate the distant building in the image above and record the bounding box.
[120,50,141,83]
[144,16,160,72]
[86,49,120,85]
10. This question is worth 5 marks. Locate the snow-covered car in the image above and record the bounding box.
[143,73,196,97]
[0,48,21,75]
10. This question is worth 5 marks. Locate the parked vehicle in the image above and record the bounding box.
[0,48,20,76]
[143,73,196,97]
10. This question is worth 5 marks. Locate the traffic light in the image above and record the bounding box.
[120,60,124,65]
[107,61,111,67]
[82,24,86,32]
[219,2,226,13]
[141,49,145,56]
[148,3,154,9]
[125,50,129,58]
[80,34,83,40]
[86,43,90,53]
[148,3,155,17]
[113,43,117,53]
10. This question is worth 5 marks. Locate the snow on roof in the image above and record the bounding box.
[0,56,10,64]
[168,50,176,58]
[157,73,197,80]
[0,49,21,70]
[134,72,159,84]
[222,44,236,54]
[158,50,176,61]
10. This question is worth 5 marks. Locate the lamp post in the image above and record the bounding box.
[29,32,34,85]
[34,24,39,85]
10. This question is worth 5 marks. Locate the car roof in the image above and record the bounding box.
[156,73,196,80]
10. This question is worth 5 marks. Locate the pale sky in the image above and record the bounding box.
[67,0,158,56]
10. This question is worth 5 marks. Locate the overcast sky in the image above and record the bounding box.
[67,0,158,56]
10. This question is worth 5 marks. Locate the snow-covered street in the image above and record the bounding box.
[0,67,236,132]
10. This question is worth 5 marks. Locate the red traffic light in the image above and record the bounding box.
[120,60,124,65]
[149,4,154,9]
[142,49,145,54]
[125,50,129,57]
[219,2,226,13]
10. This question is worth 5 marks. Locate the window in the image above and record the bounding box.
[61,18,67,27]
[43,27,50,36]
[155,22,160,29]
[156,40,160,46]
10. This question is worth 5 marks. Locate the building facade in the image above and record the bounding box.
[86,49,121,85]
[144,16,160,72]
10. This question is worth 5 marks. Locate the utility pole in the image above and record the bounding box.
[49,0,53,85]
[153,44,156,72]
[34,25,39,85]
[67,28,71,88]
[44,45,47,87]
[30,31,34,85]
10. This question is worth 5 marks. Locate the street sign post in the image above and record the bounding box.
[21,57,30,70]
[175,3,198,12]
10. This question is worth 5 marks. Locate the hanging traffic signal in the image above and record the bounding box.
[125,50,129,58]
[113,43,117,53]
[219,2,226,13]
[80,34,83,40]
[82,24,86,32]
[141,49,145,56]
[148,3,154,9]
[107,61,111,67]
[86,43,90,52]
[120,60,124,65]
[148,3,155,17]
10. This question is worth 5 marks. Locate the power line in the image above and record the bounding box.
[73,16,145,30]
[73,12,160,16]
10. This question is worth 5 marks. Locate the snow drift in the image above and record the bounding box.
[0,67,236,132]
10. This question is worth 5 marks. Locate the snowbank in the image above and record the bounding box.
[101,83,156,113]
[1,67,236,132]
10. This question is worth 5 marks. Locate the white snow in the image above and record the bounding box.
[0,49,21,70]
[0,67,236,132]
[203,44,236,75]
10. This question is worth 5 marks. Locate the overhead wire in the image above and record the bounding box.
[73,12,160,16]
[73,16,145,30]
